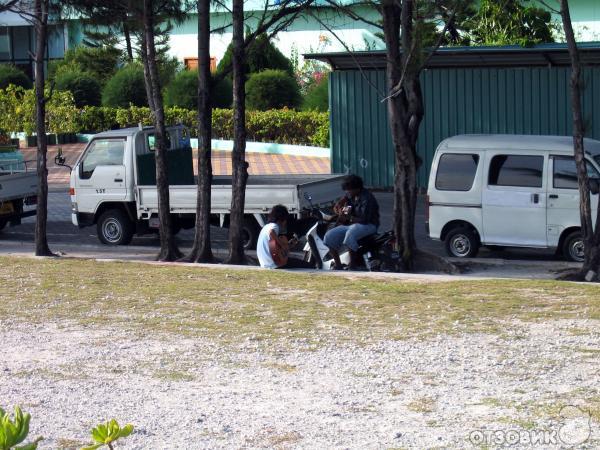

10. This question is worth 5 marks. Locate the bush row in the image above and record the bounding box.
[77,106,329,147]
[0,86,329,147]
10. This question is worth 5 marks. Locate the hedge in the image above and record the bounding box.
[0,87,329,147]
[76,106,329,147]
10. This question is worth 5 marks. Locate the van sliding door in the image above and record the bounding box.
[482,153,547,246]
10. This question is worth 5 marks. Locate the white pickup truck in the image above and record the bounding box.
[69,126,344,247]
[0,150,37,230]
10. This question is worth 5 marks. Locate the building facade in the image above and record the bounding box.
[3,1,600,77]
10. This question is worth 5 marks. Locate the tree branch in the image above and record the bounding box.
[322,0,383,30]
[307,8,386,99]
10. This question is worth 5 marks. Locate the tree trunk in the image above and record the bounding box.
[225,0,248,265]
[560,0,600,280]
[33,0,54,257]
[123,18,134,62]
[142,0,182,261]
[382,0,423,271]
[185,0,214,263]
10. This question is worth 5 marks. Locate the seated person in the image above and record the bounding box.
[257,204,315,269]
[324,174,380,269]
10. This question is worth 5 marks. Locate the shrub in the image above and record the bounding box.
[164,70,233,109]
[217,33,293,77]
[55,70,102,107]
[302,75,329,112]
[210,108,328,146]
[77,106,119,133]
[49,45,121,86]
[0,86,329,146]
[102,64,148,108]
[246,70,301,111]
[0,64,32,90]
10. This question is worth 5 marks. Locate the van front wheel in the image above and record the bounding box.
[445,226,479,258]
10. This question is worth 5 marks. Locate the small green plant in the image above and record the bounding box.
[0,406,43,450]
[82,419,133,450]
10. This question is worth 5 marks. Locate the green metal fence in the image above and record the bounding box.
[329,66,600,188]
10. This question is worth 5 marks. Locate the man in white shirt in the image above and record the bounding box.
[257,205,315,269]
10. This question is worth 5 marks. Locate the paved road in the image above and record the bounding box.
[0,189,561,261]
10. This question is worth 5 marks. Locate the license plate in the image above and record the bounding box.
[0,201,14,215]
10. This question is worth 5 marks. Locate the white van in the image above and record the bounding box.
[427,135,600,262]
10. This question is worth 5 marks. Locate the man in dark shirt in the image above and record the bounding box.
[324,174,379,269]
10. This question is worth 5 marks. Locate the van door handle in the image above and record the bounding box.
[531,193,540,204]
[114,178,123,183]
[549,194,559,199]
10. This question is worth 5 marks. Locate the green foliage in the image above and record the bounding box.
[48,45,121,87]
[245,70,301,111]
[164,70,232,109]
[470,0,556,46]
[0,65,32,90]
[0,85,329,146]
[157,55,182,90]
[302,74,328,112]
[54,70,102,107]
[102,64,148,108]
[76,106,119,133]
[0,86,78,136]
[82,419,133,450]
[0,406,43,450]
[212,109,329,146]
[0,85,26,135]
[217,33,293,77]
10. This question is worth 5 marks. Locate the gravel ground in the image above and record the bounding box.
[2,318,599,449]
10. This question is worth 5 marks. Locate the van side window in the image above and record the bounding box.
[553,156,600,189]
[435,153,479,191]
[80,139,125,180]
[488,155,543,188]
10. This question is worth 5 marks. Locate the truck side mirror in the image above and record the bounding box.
[589,179,600,195]
[54,147,72,172]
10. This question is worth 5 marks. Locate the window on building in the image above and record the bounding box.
[12,27,31,60]
[553,156,600,189]
[0,27,11,60]
[47,25,65,59]
[488,155,544,188]
[435,153,480,191]
[184,57,216,72]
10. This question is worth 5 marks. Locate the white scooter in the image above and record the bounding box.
[301,193,389,271]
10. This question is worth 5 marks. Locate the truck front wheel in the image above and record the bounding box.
[97,209,134,245]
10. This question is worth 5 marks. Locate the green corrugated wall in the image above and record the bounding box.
[330,67,600,188]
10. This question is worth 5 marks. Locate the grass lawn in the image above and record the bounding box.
[1,256,599,345]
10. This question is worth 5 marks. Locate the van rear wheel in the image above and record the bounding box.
[445,226,479,258]
[562,231,585,263]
